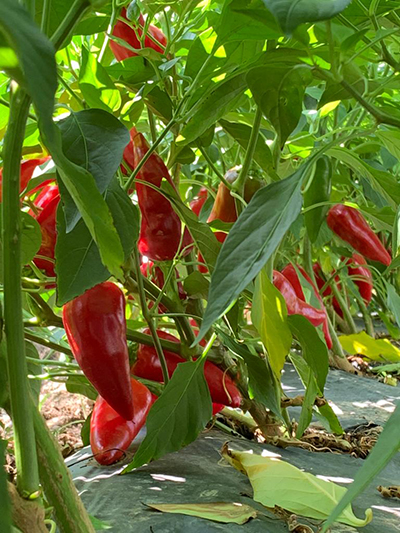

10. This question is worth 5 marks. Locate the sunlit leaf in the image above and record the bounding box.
[339,331,400,362]
[145,502,257,525]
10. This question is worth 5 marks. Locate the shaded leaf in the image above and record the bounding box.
[145,502,257,525]
[339,331,400,362]
[66,375,98,401]
[222,446,372,527]
[199,168,304,341]
[252,269,292,377]
[0,440,12,533]
[123,360,212,472]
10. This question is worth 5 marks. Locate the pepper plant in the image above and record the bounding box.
[1,0,400,531]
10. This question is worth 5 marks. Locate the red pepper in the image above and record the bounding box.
[32,184,60,278]
[90,377,152,465]
[198,171,237,273]
[273,270,326,330]
[0,157,51,202]
[345,253,373,305]
[63,282,134,420]
[110,8,166,61]
[327,204,391,266]
[281,264,332,349]
[123,127,192,261]
[132,329,242,408]
[190,187,208,217]
[312,263,343,318]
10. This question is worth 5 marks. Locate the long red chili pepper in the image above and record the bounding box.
[90,378,152,465]
[273,271,326,330]
[123,127,192,261]
[190,187,208,217]
[63,282,134,420]
[131,329,242,407]
[327,204,391,266]
[345,253,373,305]
[281,264,332,349]
[110,8,166,61]
[33,184,60,278]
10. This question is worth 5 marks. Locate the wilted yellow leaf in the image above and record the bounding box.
[222,446,372,528]
[339,331,400,362]
[145,502,257,525]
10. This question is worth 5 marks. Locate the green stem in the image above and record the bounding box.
[355,292,375,337]
[50,0,89,50]
[40,0,51,35]
[98,0,118,63]
[148,107,157,144]
[132,248,170,384]
[32,399,95,533]
[2,89,40,498]
[330,282,357,334]
[327,316,345,357]
[199,147,227,186]
[233,105,262,197]
[126,328,186,356]
[302,235,314,278]
[24,330,73,358]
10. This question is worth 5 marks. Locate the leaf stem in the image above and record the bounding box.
[2,88,40,497]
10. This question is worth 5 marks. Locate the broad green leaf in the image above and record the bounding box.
[161,181,221,272]
[199,167,304,341]
[21,212,42,265]
[183,271,209,299]
[66,375,98,401]
[339,331,400,362]
[74,15,110,36]
[218,330,282,417]
[80,414,92,447]
[219,119,278,180]
[328,147,400,209]
[178,74,247,145]
[322,403,400,532]
[262,0,352,34]
[252,269,292,377]
[79,47,121,112]
[215,0,282,47]
[222,447,372,527]
[303,156,332,242]
[247,65,312,145]
[107,56,156,85]
[123,360,212,472]
[297,369,319,438]
[287,315,329,391]
[0,440,12,533]
[386,282,400,329]
[56,178,139,305]
[376,129,400,161]
[184,30,224,82]
[145,502,257,525]
[0,2,125,280]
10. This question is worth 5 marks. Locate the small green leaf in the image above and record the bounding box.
[80,414,92,447]
[287,314,329,391]
[66,375,98,401]
[145,502,257,525]
[252,269,292,377]
[296,370,319,438]
[123,360,212,472]
[199,167,304,341]
[262,0,352,34]
[21,212,42,266]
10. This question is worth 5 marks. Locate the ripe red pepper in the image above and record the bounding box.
[327,204,391,266]
[190,187,208,217]
[63,282,134,420]
[132,329,242,408]
[273,271,326,330]
[90,377,152,465]
[32,184,60,278]
[281,264,332,349]
[345,253,373,305]
[312,263,343,318]
[110,8,166,61]
[198,172,237,272]
[123,127,192,261]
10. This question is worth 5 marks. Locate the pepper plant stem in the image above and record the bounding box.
[132,248,170,384]
[330,281,357,334]
[2,88,40,497]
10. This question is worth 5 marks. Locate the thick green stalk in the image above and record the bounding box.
[330,282,357,334]
[2,89,39,497]
[50,0,89,50]
[32,400,95,533]
[24,331,73,357]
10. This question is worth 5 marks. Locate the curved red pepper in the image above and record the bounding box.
[132,329,242,408]
[33,184,60,278]
[190,187,208,217]
[63,282,134,420]
[90,377,152,465]
[327,204,391,266]
[0,156,51,202]
[110,9,166,61]
[273,271,326,330]
[281,264,332,349]
[313,263,343,318]
[123,127,192,261]
[345,253,373,305]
